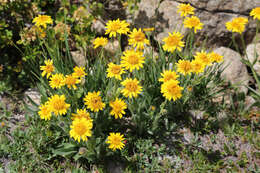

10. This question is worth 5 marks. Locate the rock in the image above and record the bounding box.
[104,40,120,55]
[91,19,106,35]
[134,0,258,47]
[71,49,86,67]
[245,96,256,111]
[214,47,250,94]
[245,43,260,75]
[24,88,41,106]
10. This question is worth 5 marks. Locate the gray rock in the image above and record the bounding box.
[24,88,41,106]
[245,43,260,75]
[214,47,250,94]
[71,49,86,67]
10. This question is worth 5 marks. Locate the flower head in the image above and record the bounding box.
[106,132,125,151]
[48,95,70,116]
[226,17,248,34]
[194,51,213,66]
[105,19,130,38]
[162,31,185,52]
[159,70,179,83]
[65,74,81,89]
[40,59,54,78]
[109,98,127,119]
[176,60,193,75]
[32,15,53,28]
[106,63,125,80]
[191,59,206,74]
[93,37,108,49]
[84,91,105,112]
[208,52,223,63]
[38,102,52,120]
[72,66,86,78]
[70,118,93,142]
[250,7,260,20]
[161,80,183,101]
[49,73,65,89]
[72,109,91,121]
[184,16,203,33]
[128,28,150,49]
[143,27,155,32]
[177,3,195,17]
[121,78,143,98]
[121,49,145,72]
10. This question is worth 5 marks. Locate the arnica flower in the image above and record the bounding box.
[225,17,248,34]
[106,63,125,80]
[162,31,185,53]
[93,37,108,49]
[159,70,179,83]
[106,132,125,151]
[32,15,53,28]
[49,73,65,89]
[38,102,52,121]
[109,98,127,119]
[176,60,193,75]
[250,7,260,20]
[121,49,145,72]
[177,3,195,17]
[194,51,213,66]
[70,118,93,142]
[128,28,150,50]
[208,52,223,63]
[65,74,81,89]
[84,91,105,112]
[40,59,54,78]
[72,66,86,78]
[72,109,91,121]
[161,80,183,101]
[48,95,70,116]
[184,16,203,33]
[105,19,130,38]
[121,78,143,98]
[191,59,206,74]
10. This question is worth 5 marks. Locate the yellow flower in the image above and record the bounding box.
[194,51,213,66]
[93,37,108,49]
[121,78,143,98]
[48,95,70,116]
[143,27,155,32]
[161,80,183,101]
[106,63,125,80]
[105,19,130,38]
[226,17,248,34]
[84,91,105,112]
[208,52,223,63]
[121,49,145,72]
[159,70,179,83]
[109,98,127,119]
[250,7,260,20]
[162,31,185,52]
[106,132,125,151]
[128,28,150,50]
[65,74,81,89]
[49,73,65,89]
[72,66,86,78]
[177,3,195,17]
[176,60,193,75]
[72,109,91,121]
[184,16,203,33]
[191,59,206,74]
[38,102,52,121]
[32,15,53,28]
[70,118,93,142]
[40,60,54,78]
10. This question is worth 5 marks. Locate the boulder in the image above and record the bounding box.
[245,43,260,75]
[214,47,250,93]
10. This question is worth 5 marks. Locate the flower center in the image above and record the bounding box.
[167,36,180,46]
[111,66,121,74]
[111,23,121,31]
[134,32,145,42]
[75,122,87,136]
[53,100,65,110]
[126,82,137,92]
[128,54,139,65]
